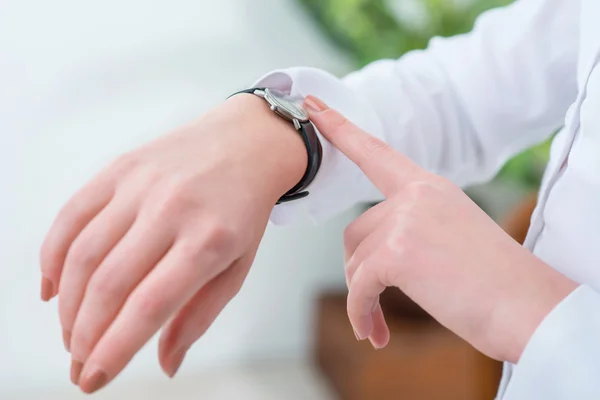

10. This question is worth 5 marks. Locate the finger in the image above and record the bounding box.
[57,196,136,353]
[368,302,390,350]
[304,95,426,196]
[343,204,392,346]
[347,259,387,340]
[345,224,388,289]
[343,201,391,287]
[344,201,392,262]
[158,251,255,377]
[68,214,175,378]
[77,233,238,394]
[347,254,390,348]
[40,173,115,301]
[346,234,391,348]
[346,263,390,349]
[342,204,397,348]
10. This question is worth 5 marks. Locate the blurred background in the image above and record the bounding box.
[0,0,548,399]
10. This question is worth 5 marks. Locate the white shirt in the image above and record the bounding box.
[256,0,600,398]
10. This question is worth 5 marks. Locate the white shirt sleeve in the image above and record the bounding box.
[255,0,578,226]
[503,285,600,399]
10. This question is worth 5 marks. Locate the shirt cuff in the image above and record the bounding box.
[253,67,385,226]
[503,285,600,399]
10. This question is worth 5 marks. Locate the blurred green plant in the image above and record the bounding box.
[297,0,550,190]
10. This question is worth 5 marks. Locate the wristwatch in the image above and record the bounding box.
[228,87,322,204]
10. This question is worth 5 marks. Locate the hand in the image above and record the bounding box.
[40,94,307,393]
[304,95,577,363]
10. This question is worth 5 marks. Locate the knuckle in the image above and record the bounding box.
[405,180,440,201]
[393,206,416,226]
[228,277,245,298]
[405,180,430,196]
[384,228,411,260]
[151,197,179,220]
[180,222,238,261]
[346,297,361,317]
[432,174,451,186]
[326,110,351,133]
[343,220,360,250]
[133,292,170,323]
[151,182,196,220]
[429,175,453,193]
[54,202,80,231]
[205,223,237,254]
[87,271,126,301]
[70,328,95,359]
[65,240,98,268]
[384,231,402,253]
[227,258,252,298]
[177,239,202,261]
[127,163,163,187]
[382,236,410,285]
[413,173,450,191]
[362,136,391,158]
[357,260,375,278]
[404,177,453,213]
[112,152,139,174]
[383,260,402,287]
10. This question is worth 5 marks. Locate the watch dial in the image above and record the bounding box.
[266,89,309,122]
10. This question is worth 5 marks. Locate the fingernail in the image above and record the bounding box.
[304,95,328,113]
[169,348,187,378]
[63,329,71,352]
[70,360,83,385]
[80,368,108,394]
[41,278,54,301]
[353,329,361,341]
[369,337,382,350]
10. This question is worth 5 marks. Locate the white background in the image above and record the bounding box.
[0,0,360,395]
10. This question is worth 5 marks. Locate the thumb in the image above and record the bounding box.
[304,95,424,196]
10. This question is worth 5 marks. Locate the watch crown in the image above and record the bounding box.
[270,104,277,112]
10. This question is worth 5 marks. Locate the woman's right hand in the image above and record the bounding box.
[40,93,307,393]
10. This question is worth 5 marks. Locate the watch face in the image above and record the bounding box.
[264,88,309,122]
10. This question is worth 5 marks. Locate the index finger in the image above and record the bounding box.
[304,95,426,196]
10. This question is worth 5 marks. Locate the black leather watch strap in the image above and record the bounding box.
[228,88,322,204]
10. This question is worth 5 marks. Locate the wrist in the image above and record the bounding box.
[495,261,578,363]
[221,93,309,203]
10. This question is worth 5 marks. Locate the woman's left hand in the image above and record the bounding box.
[304,96,577,363]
